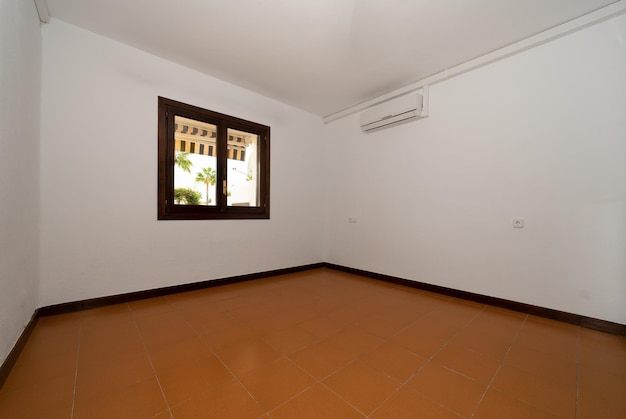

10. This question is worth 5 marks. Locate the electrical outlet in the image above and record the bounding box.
[512,219,524,228]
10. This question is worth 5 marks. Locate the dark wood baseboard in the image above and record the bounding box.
[0,310,39,390]
[323,263,626,337]
[3,261,624,391]
[0,263,324,390]
[38,263,325,317]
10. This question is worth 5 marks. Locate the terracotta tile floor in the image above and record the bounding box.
[0,268,624,418]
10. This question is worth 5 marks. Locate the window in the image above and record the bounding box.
[158,97,270,219]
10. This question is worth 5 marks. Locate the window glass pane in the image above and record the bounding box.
[226,128,259,207]
[174,116,217,206]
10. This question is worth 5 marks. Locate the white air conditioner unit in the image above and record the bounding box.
[360,88,428,133]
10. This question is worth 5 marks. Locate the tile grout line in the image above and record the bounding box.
[128,303,175,419]
[204,288,389,416]
[278,306,438,418]
[250,315,366,416]
[469,313,529,418]
[211,351,270,416]
[367,303,488,418]
[264,321,377,416]
[69,313,83,419]
[406,304,492,417]
[266,353,375,418]
[318,379,369,417]
[163,293,270,416]
[262,359,317,418]
[157,294,220,417]
[320,306,440,418]
[291,354,371,417]
[263,310,403,417]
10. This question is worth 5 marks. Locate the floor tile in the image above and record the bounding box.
[156,354,234,406]
[298,316,346,338]
[269,384,364,419]
[474,389,559,419]
[269,306,318,324]
[239,357,315,411]
[491,363,576,417]
[322,360,401,414]
[227,304,272,322]
[148,335,213,374]
[215,338,282,377]
[135,312,198,350]
[504,344,576,385]
[261,325,319,354]
[326,300,380,325]
[76,352,154,402]
[0,373,74,418]
[389,323,452,358]
[170,379,264,419]
[401,315,461,340]
[288,339,356,379]
[245,312,301,334]
[73,376,168,418]
[577,389,626,418]
[430,301,484,327]
[182,310,237,335]
[2,268,622,418]
[515,317,578,362]
[578,329,626,376]
[353,309,417,338]
[80,317,138,341]
[325,327,383,358]
[432,343,501,385]
[405,362,486,417]
[359,341,427,382]
[578,364,626,410]
[399,334,451,358]
[78,325,145,366]
[15,330,79,364]
[2,347,78,392]
[30,312,82,340]
[451,328,514,361]
[201,323,261,351]
[464,310,525,340]
[370,387,462,419]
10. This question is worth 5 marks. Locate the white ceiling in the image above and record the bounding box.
[45,0,619,117]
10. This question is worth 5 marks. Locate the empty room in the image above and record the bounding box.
[1,0,625,417]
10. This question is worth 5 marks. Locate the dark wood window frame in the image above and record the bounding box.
[158,97,270,220]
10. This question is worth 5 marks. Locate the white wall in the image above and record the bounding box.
[0,0,41,362]
[39,20,325,306]
[324,14,626,324]
[32,12,626,326]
